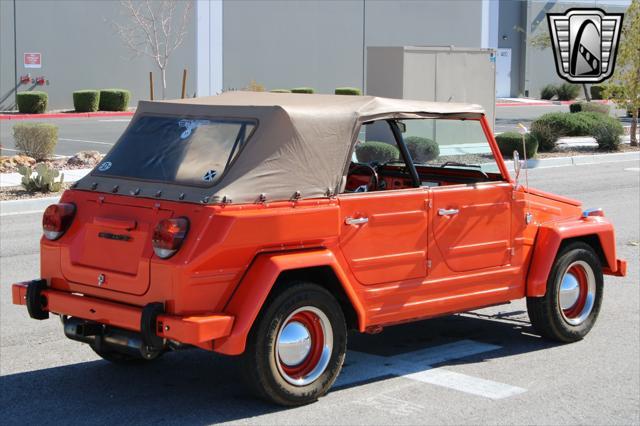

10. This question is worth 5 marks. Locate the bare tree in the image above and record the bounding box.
[113,0,193,99]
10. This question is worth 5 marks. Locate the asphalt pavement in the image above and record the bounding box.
[0,160,638,425]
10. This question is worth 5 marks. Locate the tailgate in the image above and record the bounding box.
[60,198,172,295]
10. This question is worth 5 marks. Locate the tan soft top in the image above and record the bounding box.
[77,92,484,204]
[160,91,484,117]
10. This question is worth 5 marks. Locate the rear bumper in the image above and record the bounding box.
[12,281,234,349]
[604,259,627,277]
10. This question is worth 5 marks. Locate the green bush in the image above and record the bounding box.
[495,132,539,159]
[73,90,100,112]
[356,141,399,164]
[590,85,604,100]
[531,111,621,152]
[269,89,291,93]
[405,136,439,162]
[569,101,610,115]
[556,83,581,101]
[13,122,58,160]
[591,116,624,151]
[540,84,557,100]
[291,87,315,94]
[18,163,64,193]
[99,89,131,111]
[16,91,48,114]
[335,87,361,96]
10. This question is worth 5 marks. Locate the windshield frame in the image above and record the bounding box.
[347,115,508,183]
[91,113,259,188]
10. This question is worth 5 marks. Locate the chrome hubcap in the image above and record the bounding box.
[277,321,312,367]
[559,273,581,310]
[275,306,333,387]
[558,260,596,326]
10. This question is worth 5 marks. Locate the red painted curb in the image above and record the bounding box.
[0,111,134,120]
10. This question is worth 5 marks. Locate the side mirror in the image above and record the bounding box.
[513,150,521,188]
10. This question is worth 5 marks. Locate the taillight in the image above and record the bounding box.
[42,203,76,240]
[152,217,189,259]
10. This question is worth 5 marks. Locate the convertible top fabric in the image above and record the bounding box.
[77,92,485,204]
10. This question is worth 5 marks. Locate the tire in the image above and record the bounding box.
[241,281,347,406]
[527,242,603,342]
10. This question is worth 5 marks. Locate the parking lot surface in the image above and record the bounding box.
[1,161,638,425]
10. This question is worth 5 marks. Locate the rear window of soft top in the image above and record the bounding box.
[93,115,256,187]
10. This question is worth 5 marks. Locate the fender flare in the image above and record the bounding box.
[526,217,619,297]
[213,249,365,355]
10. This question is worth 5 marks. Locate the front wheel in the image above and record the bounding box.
[527,242,603,342]
[241,282,347,406]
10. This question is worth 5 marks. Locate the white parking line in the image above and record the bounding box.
[624,167,640,172]
[336,339,526,399]
[59,138,113,146]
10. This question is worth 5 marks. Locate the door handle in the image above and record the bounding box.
[345,216,369,226]
[438,208,459,216]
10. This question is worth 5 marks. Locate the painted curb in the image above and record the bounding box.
[0,111,134,120]
[0,196,60,216]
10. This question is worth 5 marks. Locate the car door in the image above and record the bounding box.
[431,182,513,272]
[338,189,429,285]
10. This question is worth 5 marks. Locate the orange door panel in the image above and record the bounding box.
[431,183,512,272]
[338,189,429,285]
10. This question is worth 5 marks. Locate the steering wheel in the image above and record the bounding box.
[348,163,379,192]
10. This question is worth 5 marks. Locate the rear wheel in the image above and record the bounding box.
[527,242,603,342]
[241,282,347,406]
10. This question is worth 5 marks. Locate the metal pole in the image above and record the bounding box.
[149,72,154,101]
[13,0,18,108]
[181,69,187,99]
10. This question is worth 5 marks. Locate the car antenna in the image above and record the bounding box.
[517,123,529,189]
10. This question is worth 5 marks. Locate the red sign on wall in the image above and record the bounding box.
[24,53,42,69]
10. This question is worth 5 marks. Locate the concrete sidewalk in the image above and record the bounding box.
[0,167,92,188]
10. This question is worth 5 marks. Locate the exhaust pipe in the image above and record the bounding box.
[63,317,164,359]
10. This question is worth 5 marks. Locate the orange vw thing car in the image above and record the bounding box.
[13,92,626,405]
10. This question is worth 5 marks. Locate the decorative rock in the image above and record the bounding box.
[0,155,36,173]
[66,150,104,167]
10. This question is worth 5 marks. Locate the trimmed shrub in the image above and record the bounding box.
[335,87,361,96]
[569,101,610,115]
[73,90,100,112]
[356,141,399,164]
[531,111,621,152]
[13,122,58,160]
[291,87,315,94]
[591,116,624,151]
[540,84,557,100]
[590,85,604,100]
[405,136,439,162]
[99,89,131,111]
[16,91,48,114]
[556,83,581,101]
[269,89,291,93]
[495,132,538,159]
